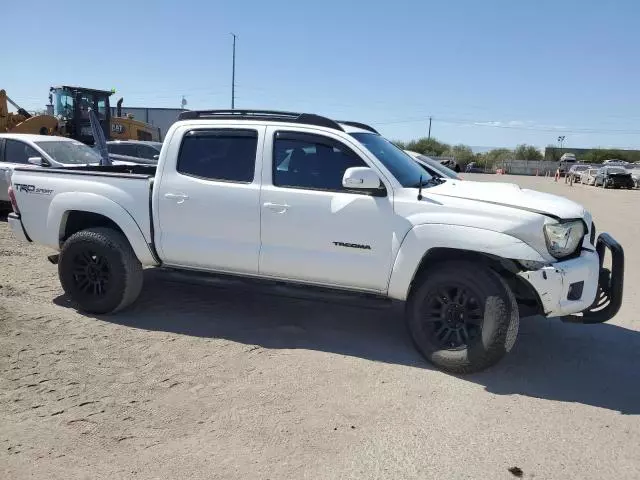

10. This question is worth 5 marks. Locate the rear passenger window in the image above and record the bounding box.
[177,130,258,182]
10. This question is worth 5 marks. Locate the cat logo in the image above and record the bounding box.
[112,123,126,134]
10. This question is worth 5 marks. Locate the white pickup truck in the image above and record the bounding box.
[7,110,624,373]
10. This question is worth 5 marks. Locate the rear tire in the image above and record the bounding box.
[58,227,143,314]
[406,261,519,374]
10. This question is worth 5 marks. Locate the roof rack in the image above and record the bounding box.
[178,109,344,132]
[336,121,379,134]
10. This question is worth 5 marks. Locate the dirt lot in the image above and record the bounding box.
[1,175,639,480]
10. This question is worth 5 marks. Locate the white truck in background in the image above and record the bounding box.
[7,110,625,373]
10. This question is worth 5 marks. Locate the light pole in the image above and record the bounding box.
[557,135,565,150]
[230,33,237,110]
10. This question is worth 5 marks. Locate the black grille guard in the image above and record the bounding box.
[564,233,624,323]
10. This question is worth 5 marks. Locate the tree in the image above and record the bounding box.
[392,140,407,150]
[480,148,513,168]
[405,137,450,156]
[443,144,475,168]
[514,144,543,161]
[581,148,628,164]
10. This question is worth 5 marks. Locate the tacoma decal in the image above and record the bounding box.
[333,241,371,250]
[13,184,53,195]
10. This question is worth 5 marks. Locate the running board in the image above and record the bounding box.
[158,267,395,310]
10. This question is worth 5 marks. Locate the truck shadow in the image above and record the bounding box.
[54,269,640,415]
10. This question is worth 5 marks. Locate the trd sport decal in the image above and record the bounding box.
[13,184,53,195]
[333,241,371,250]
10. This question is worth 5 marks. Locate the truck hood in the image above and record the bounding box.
[429,180,587,220]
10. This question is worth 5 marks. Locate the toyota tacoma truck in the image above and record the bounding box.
[6,110,625,373]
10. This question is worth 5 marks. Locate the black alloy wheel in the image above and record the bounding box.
[71,250,111,297]
[58,227,143,314]
[419,284,483,349]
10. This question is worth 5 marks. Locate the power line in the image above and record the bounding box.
[371,115,640,135]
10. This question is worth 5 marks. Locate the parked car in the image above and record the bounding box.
[106,140,163,165]
[404,151,462,179]
[628,166,640,188]
[0,133,120,203]
[603,159,628,166]
[439,158,461,172]
[7,109,624,374]
[464,162,484,173]
[581,168,600,186]
[567,164,589,183]
[594,166,635,189]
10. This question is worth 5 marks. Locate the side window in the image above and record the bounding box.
[177,129,258,182]
[120,144,138,157]
[273,132,366,191]
[137,145,158,160]
[5,140,39,164]
[108,143,125,155]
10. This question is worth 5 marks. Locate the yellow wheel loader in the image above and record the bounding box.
[49,86,161,144]
[0,89,59,135]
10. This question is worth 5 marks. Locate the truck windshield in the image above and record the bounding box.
[350,133,432,187]
[52,89,74,120]
[35,140,103,165]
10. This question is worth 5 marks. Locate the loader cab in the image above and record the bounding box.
[50,86,111,145]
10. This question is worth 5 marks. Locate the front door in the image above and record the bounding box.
[259,129,395,292]
[156,126,265,274]
[0,139,40,201]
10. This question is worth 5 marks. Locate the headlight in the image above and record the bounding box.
[544,220,585,258]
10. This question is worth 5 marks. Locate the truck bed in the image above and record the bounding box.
[11,164,157,259]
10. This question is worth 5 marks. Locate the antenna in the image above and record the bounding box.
[417,175,423,200]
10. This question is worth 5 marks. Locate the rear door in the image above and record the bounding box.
[156,126,265,274]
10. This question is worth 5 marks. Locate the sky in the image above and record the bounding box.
[3,0,640,149]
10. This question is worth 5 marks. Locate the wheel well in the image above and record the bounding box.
[410,248,544,317]
[60,211,124,245]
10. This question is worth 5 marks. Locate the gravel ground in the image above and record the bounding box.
[1,174,639,480]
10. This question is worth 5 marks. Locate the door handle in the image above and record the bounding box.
[164,192,189,204]
[263,202,290,213]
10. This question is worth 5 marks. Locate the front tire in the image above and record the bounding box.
[406,261,519,374]
[58,227,143,314]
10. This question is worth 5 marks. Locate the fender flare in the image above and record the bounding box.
[386,224,547,301]
[46,192,157,266]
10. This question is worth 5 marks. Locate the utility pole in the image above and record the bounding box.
[230,33,237,110]
[428,116,432,139]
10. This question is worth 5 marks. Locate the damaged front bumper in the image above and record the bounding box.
[518,233,624,323]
